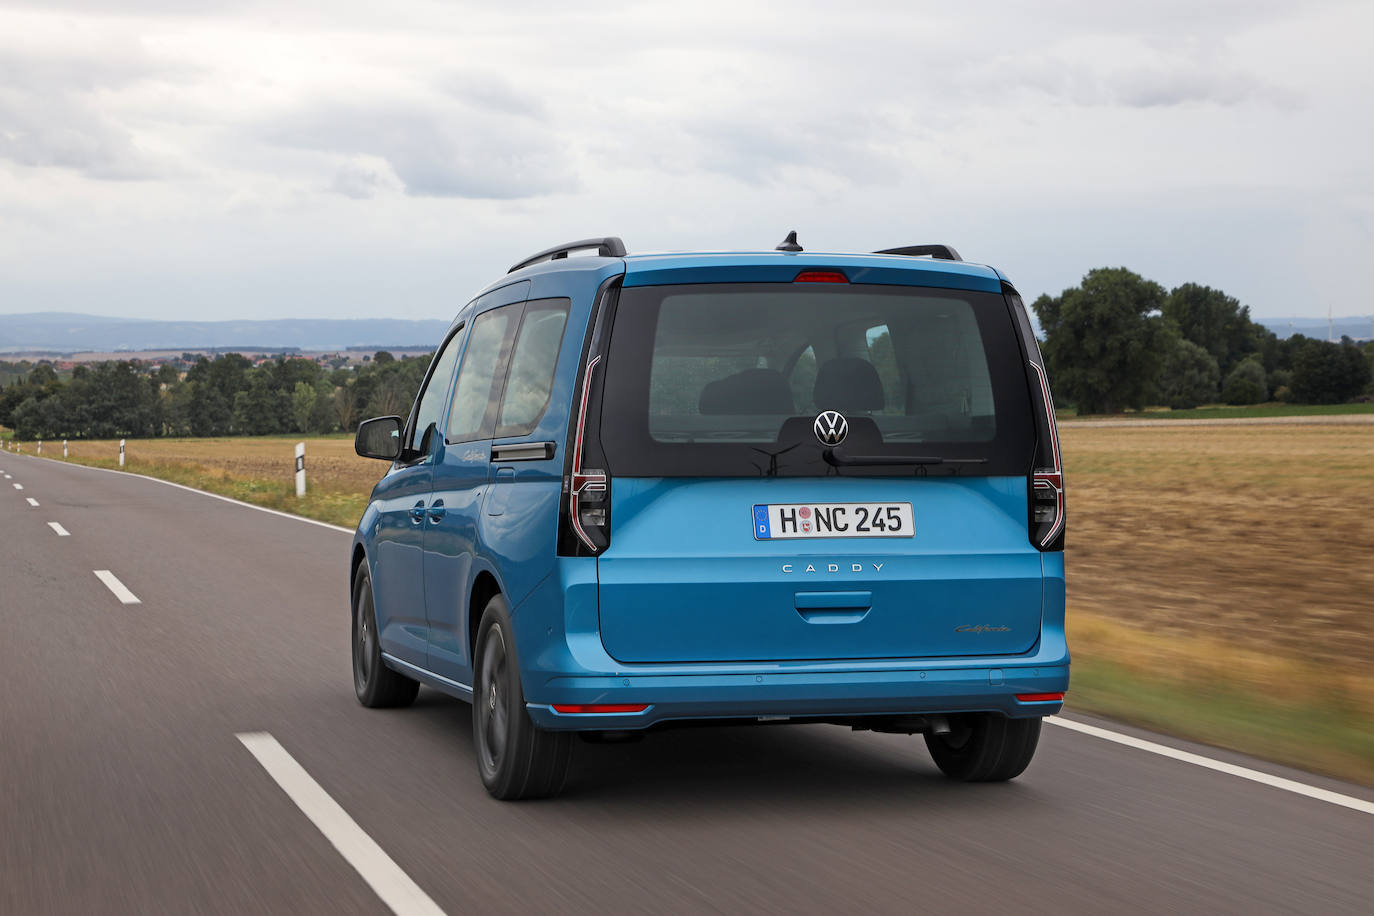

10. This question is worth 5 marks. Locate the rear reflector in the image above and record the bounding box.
[551,704,649,714]
[1015,692,1065,703]
[794,270,848,283]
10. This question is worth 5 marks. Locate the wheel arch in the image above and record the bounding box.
[469,569,504,666]
[349,543,368,612]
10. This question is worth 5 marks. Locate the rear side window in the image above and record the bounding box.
[597,283,1032,477]
[446,306,512,443]
[497,300,569,435]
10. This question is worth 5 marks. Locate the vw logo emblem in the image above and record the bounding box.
[813,410,848,446]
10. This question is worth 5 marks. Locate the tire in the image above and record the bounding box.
[352,567,419,708]
[924,713,1041,782]
[472,594,572,800]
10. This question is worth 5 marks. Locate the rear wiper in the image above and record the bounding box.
[823,448,988,468]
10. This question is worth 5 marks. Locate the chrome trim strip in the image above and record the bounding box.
[380,653,473,699]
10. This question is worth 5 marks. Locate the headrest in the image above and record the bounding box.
[699,368,795,415]
[813,357,885,412]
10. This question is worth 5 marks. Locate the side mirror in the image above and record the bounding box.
[355,416,404,461]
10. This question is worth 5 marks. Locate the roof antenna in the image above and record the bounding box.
[775,230,803,252]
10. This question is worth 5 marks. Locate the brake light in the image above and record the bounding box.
[1015,692,1065,703]
[569,355,609,552]
[552,704,649,714]
[1028,361,1065,550]
[794,270,848,283]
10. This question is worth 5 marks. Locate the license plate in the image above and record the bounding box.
[752,503,914,539]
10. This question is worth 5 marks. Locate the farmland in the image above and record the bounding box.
[13,423,1374,783]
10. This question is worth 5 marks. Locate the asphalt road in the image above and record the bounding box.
[2,452,1372,915]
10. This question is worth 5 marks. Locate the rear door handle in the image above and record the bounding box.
[409,501,426,524]
[794,591,872,624]
[428,499,446,522]
[491,442,555,462]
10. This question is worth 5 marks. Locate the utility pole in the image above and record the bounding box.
[1328,305,1334,342]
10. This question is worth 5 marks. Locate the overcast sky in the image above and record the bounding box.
[1,0,1370,322]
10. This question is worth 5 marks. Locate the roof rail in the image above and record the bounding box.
[508,237,628,274]
[874,244,962,262]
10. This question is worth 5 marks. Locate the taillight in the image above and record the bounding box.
[569,356,609,552]
[1028,361,1065,551]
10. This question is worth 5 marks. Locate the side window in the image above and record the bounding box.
[497,300,569,436]
[408,326,465,454]
[446,306,513,443]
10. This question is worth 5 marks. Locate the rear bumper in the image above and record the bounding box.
[526,662,1068,730]
[515,555,1070,731]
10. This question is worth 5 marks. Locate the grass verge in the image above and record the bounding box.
[1069,612,1374,787]
[49,454,370,528]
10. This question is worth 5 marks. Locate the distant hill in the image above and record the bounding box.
[1256,316,1374,341]
[0,312,452,353]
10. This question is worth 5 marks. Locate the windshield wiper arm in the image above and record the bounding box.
[823,448,988,468]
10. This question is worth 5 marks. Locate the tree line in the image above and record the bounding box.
[0,351,433,440]
[1033,268,1373,414]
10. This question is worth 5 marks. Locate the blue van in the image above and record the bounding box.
[350,235,1067,799]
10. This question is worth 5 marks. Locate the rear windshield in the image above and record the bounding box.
[597,283,1035,477]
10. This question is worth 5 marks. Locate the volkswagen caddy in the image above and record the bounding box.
[349,234,1068,799]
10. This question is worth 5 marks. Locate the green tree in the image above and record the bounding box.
[1290,337,1371,403]
[1032,268,1171,414]
[1163,284,1270,377]
[1221,357,1267,405]
[232,372,284,435]
[290,381,318,432]
[1157,338,1219,409]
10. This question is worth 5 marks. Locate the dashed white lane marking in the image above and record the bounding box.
[48,522,70,537]
[26,497,39,507]
[93,570,141,605]
[12,483,22,489]
[236,733,445,916]
[1049,717,1374,816]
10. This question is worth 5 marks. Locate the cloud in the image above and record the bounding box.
[329,156,403,200]
[962,40,1298,110]
[0,33,196,178]
[0,92,157,179]
[438,71,547,120]
[262,99,574,199]
[682,111,905,186]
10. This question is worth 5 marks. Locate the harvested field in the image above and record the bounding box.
[1063,424,1374,669]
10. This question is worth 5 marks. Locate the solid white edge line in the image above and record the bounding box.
[48,522,70,537]
[93,570,141,605]
[236,732,445,916]
[1048,717,1374,816]
[16,451,353,534]
[26,497,39,507]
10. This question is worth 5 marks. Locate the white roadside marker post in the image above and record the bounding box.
[295,442,306,498]
[119,439,126,468]
[37,440,41,455]
[63,440,68,458]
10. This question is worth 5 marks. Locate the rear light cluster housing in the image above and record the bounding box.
[1028,361,1065,550]
[568,355,609,552]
